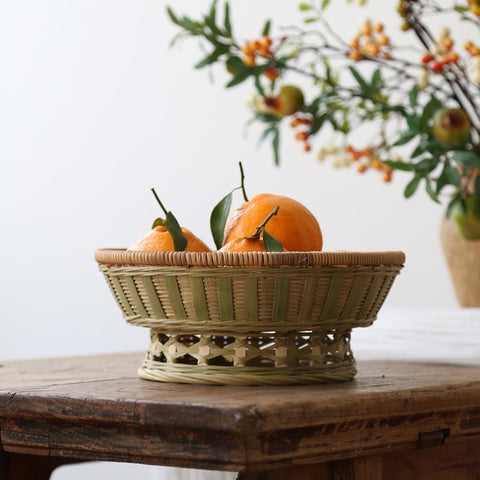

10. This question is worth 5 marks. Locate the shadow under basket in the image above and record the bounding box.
[95,249,405,385]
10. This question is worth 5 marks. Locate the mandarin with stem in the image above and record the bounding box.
[220,206,283,252]
[128,188,211,252]
[223,193,323,252]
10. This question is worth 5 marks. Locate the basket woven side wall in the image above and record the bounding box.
[99,263,402,332]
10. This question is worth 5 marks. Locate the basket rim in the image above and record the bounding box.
[94,248,406,268]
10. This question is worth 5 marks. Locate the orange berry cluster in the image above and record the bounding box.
[421,39,459,73]
[349,21,391,62]
[290,115,313,152]
[397,0,412,31]
[465,40,480,57]
[344,145,393,182]
[241,36,278,80]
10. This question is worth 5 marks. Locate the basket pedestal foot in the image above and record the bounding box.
[140,329,357,385]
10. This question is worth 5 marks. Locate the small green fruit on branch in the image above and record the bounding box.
[265,85,305,117]
[432,108,472,147]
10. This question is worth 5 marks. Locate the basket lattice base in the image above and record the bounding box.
[139,328,356,385]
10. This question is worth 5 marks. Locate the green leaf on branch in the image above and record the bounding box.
[208,0,218,19]
[256,112,280,123]
[410,142,426,159]
[166,7,203,34]
[382,104,407,116]
[436,161,461,194]
[409,84,419,109]
[383,160,414,172]
[224,2,232,36]
[204,16,223,36]
[419,97,442,131]
[226,63,270,88]
[258,124,280,145]
[370,68,382,93]
[166,6,181,26]
[226,68,253,87]
[305,92,327,114]
[414,157,439,175]
[203,0,223,36]
[309,113,327,136]
[393,129,418,146]
[299,3,313,11]
[425,178,440,203]
[254,74,265,97]
[225,55,244,73]
[169,31,191,48]
[349,66,372,95]
[272,126,280,166]
[195,43,230,69]
[404,175,422,198]
[249,116,278,156]
[405,114,420,132]
[410,137,447,158]
[262,19,272,36]
[453,151,480,168]
[321,0,331,10]
[324,61,336,87]
[178,16,204,33]
[422,138,449,154]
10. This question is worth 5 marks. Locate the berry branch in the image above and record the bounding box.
[403,0,480,134]
[167,0,480,237]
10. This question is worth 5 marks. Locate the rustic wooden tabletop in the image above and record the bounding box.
[1,350,480,479]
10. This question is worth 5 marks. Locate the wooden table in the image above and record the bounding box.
[1,352,480,480]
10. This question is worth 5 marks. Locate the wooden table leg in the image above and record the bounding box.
[0,450,81,480]
[333,456,383,480]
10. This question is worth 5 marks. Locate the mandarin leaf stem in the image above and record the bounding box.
[246,205,280,239]
[151,188,168,217]
[238,161,249,202]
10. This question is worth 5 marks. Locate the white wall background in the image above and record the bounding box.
[0,0,468,478]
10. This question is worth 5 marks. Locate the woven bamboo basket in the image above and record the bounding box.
[95,249,405,385]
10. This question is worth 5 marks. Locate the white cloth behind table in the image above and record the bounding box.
[353,307,480,366]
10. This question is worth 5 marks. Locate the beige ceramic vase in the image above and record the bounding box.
[440,214,480,307]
